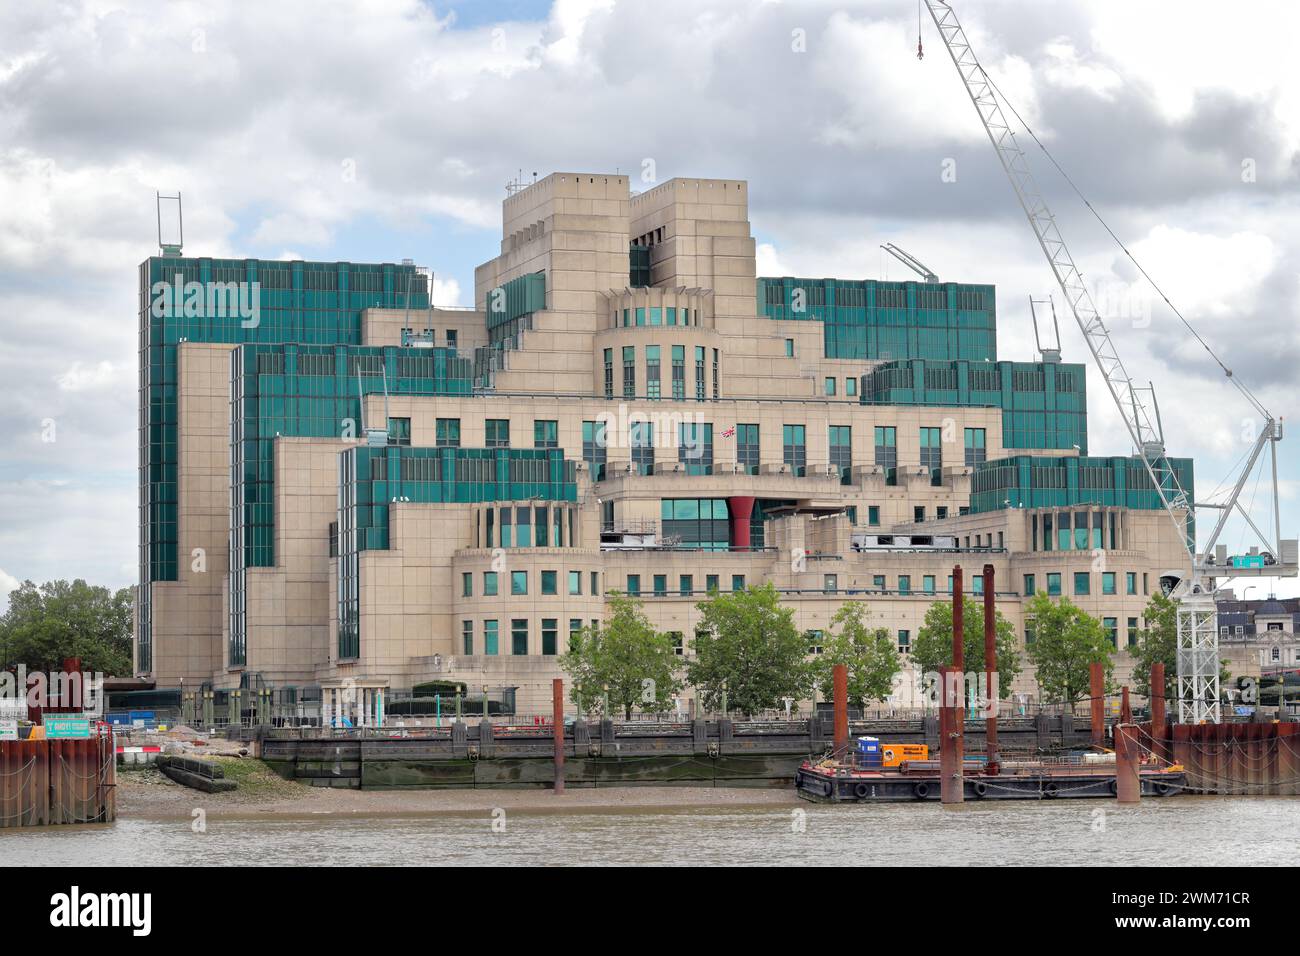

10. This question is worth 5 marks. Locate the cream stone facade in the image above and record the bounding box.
[136,172,1194,720]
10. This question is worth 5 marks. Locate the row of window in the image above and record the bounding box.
[1030,510,1124,552]
[822,376,859,398]
[613,306,701,328]
[1026,616,1143,650]
[462,569,599,597]
[393,416,986,490]
[603,346,719,400]
[626,573,746,596]
[461,617,597,656]
[1022,570,1149,598]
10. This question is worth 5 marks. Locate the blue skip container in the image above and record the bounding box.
[856,736,882,769]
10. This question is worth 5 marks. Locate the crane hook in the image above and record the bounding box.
[917,0,924,59]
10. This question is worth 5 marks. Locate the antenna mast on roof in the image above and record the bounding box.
[1028,295,1062,364]
[880,242,939,283]
[156,191,183,257]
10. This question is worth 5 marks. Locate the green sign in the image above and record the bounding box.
[45,718,92,739]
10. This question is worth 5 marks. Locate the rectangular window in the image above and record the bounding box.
[623,346,636,397]
[899,575,911,595]
[568,570,581,595]
[785,339,794,357]
[920,426,942,486]
[1102,571,1116,595]
[653,574,667,597]
[706,574,720,592]
[462,620,473,655]
[923,575,936,595]
[631,421,655,475]
[583,420,608,481]
[511,570,528,595]
[824,377,836,396]
[1047,573,1062,596]
[680,574,693,596]
[873,575,886,590]
[484,620,499,655]
[736,424,760,475]
[783,424,806,476]
[542,619,557,656]
[541,570,557,595]
[436,418,461,447]
[897,630,910,654]
[515,506,532,547]
[829,425,852,486]
[963,427,986,466]
[627,574,641,596]
[387,417,411,446]
[511,619,528,655]
[672,345,685,399]
[534,420,558,449]
[695,346,706,400]
[1127,617,1139,648]
[1103,616,1118,648]
[603,348,613,398]
[874,426,897,486]
[483,571,498,596]
[679,422,713,475]
[485,419,510,448]
[591,571,599,595]
[868,506,880,526]
[646,345,661,400]
[824,574,838,593]
[732,574,745,592]
[712,348,719,399]
[914,506,925,523]
[1074,571,1090,596]
[1023,574,1035,596]
[1126,571,1137,595]
[845,378,857,397]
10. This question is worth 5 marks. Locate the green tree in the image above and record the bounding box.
[687,582,811,715]
[812,602,901,710]
[1131,592,1231,704]
[911,596,1021,696]
[559,593,683,719]
[0,579,133,675]
[1024,593,1113,707]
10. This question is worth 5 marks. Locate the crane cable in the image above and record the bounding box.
[976,67,1273,423]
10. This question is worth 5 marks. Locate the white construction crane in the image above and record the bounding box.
[880,242,940,283]
[921,0,1295,722]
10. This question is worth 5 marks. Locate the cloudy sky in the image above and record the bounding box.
[1,0,1298,606]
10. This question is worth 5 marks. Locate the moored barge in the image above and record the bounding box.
[796,748,1186,803]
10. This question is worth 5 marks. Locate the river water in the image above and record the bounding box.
[2,797,1297,866]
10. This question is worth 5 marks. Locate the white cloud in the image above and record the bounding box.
[0,0,1298,598]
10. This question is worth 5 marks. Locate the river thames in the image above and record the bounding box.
[3,797,1297,866]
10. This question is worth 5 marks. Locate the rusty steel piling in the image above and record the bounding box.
[1114,724,1141,804]
[941,566,965,805]
[832,663,849,757]
[982,563,998,773]
[552,678,565,794]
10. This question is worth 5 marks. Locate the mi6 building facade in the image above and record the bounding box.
[134,173,1194,721]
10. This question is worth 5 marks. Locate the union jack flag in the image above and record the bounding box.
[720,426,736,438]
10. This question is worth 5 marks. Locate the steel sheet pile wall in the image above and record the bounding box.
[0,735,116,828]
[1156,722,1300,795]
